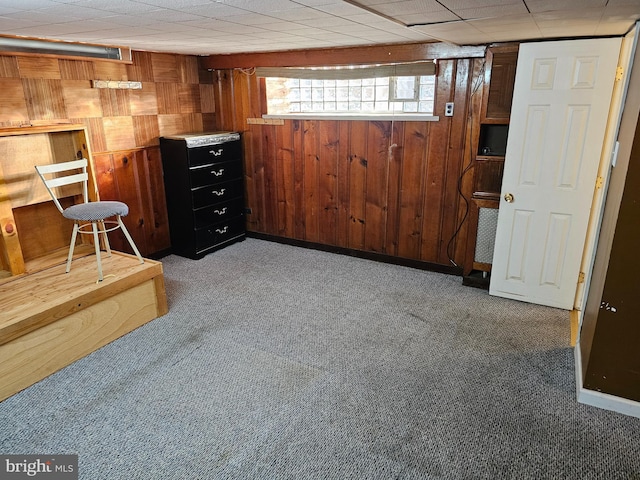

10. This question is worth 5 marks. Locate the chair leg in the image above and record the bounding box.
[92,221,104,282]
[99,220,112,258]
[117,216,144,264]
[66,223,80,273]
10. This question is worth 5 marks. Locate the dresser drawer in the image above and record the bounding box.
[195,216,245,251]
[187,140,241,167]
[192,178,243,209]
[189,160,243,188]
[193,199,245,228]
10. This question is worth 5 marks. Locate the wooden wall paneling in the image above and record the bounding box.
[396,121,429,259]
[12,200,75,261]
[303,120,319,243]
[0,78,29,124]
[336,121,351,247]
[102,116,135,152]
[262,123,279,236]
[99,88,131,117]
[421,59,454,263]
[177,55,199,84]
[94,61,128,82]
[129,83,159,116]
[247,121,266,232]
[61,80,102,119]
[214,70,233,130]
[17,57,61,79]
[151,53,180,83]
[127,51,155,82]
[132,115,160,148]
[0,56,19,77]
[58,59,95,81]
[22,79,67,121]
[92,153,119,203]
[200,84,216,113]
[292,120,306,240]
[385,121,404,257]
[156,82,181,114]
[348,121,367,250]
[178,84,200,114]
[364,121,390,253]
[440,58,471,266]
[141,147,171,254]
[107,150,147,254]
[276,120,296,238]
[318,121,339,246]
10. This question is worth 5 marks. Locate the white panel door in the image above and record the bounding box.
[490,38,621,310]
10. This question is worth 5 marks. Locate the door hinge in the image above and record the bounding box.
[578,272,585,284]
[616,66,624,81]
[595,176,604,189]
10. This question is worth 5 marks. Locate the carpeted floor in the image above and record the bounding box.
[1,238,639,479]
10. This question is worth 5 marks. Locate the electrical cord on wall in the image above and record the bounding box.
[446,55,486,267]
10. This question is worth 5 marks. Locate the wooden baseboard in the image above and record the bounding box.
[0,252,167,402]
[247,232,463,276]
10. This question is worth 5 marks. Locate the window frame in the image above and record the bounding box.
[258,62,439,121]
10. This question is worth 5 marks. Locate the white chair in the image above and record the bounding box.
[35,158,144,282]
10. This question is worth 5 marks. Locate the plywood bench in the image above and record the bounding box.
[0,252,168,402]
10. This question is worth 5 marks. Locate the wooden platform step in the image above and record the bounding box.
[0,251,168,402]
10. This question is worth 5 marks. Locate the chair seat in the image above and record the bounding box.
[63,201,129,221]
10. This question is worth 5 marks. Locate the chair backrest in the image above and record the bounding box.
[34,159,89,214]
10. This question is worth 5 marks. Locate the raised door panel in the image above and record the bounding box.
[490,38,621,309]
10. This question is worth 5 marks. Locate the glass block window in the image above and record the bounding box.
[259,62,436,117]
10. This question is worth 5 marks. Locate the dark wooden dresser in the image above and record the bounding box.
[159,132,245,259]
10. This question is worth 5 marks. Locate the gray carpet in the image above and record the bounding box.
[1,238,639,479]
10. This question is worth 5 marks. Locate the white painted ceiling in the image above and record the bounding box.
[0,0,638,56]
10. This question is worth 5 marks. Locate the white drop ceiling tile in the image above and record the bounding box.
[594,19,636,35]
[270,8,334,21]
[538,25,598,37]
[525,0,607,13]
[71,0,160,15]
[2,10,81,23]
[179,3,251,18]
[218,0,307,14]
[396,11,462,24]
[467,13,536,28]
[439,0,522,8]
[133,0,213,7]
[0,0,60,7]
[601,5,640,21]
[411,20,492,43]
[221,13,285,25]
[533,7,607,23]
[454,4,529,20]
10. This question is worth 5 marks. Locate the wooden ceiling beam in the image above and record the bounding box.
[202,42,487,70]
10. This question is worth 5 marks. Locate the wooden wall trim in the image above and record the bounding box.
[204,42,487,69]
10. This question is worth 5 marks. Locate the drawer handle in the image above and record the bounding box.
[211,168,225,176]
[212,188,226,196]
[209,148,224,156]
[215,226,228,234]
[214,207,228,215]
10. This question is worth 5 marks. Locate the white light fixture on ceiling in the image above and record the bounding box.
[0,35,131,62]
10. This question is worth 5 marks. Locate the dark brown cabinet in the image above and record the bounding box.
[159,132,245,259]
